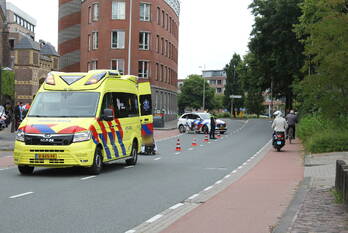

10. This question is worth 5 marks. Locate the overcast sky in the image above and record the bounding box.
[8,0,254,78]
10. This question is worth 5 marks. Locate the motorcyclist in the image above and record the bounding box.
[285,110,298,139]
[272,111,288,142]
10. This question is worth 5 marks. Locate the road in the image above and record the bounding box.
[0,119,272,233]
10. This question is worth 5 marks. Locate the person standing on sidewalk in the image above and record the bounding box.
[285,110,298,139]
[209,116,216,139]
[14,102,23,130]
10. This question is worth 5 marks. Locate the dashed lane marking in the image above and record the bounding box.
[80,176,96,181]
[9,192,34,199]
[204,186,213,191]
[169,203,184,210]
[125,230,136,233]
[146,214,163,223]
[124,166,134,169]
[154,158,161,161]
[224,174,231,179]
[188,194,199,200]
[215,180,222,185]
[174,152,181,155]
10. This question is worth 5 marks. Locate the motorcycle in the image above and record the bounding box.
[273,131,285,152]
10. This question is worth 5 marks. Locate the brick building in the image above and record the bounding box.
[59,0,180,120]
[0,1,59,104]
[202,70,226,95]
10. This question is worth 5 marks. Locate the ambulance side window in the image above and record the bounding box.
[113,93,139,118]
[100,93,115,118]
[140,94,152,116]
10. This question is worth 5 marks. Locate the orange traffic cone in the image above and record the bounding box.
[176,139,182,151]
[192,137,198,146]
[217,133,221,139]
[204,134,209,142]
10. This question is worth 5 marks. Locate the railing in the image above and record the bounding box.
[335,160,348,203]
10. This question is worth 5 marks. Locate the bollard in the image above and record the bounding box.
[335,160,346,193]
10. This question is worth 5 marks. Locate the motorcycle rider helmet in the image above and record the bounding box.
[273,110,282,117]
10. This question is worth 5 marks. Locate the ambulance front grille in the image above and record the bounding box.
[30,150,65,153]
[29,159,65,164]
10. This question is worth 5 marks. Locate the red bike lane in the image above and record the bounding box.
[161,140,304,233]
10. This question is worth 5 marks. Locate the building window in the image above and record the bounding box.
[156,63,159,81]
[162,10,165,28]
[112,0,126,20]
[210,80,216,85]
[111,59,125,74]
[138,61,149,78]
[160,64,164,81]
[161,38,164,55]
[165,40,168,56]
[111,30,125,49]
[88,34,91,51]
[92,32,98,50]
[217,80,222,85]
[157,7,160,25]
[217,88,222,93]
[140,3,151,21]
[88,6,92,23]
[91,60,98,70]
[156,35,160,53]
[166,14,169,30]
[92,3,99,21]
[139,32,150,50]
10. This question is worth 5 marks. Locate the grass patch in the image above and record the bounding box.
[331,188,344,204]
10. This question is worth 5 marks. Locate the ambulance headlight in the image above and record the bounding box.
[16,130,25,142]
[73,131,91,143]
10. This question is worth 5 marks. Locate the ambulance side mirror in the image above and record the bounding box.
[102,109,114,121]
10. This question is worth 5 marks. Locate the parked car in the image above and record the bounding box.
[177,112,227,134]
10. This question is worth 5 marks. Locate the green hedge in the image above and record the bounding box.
[214,112,231,119]
[298,115,348,153]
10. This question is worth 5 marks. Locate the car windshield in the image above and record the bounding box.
[198,113,211,120]
[0,105,4,115]
[28,92,100,117]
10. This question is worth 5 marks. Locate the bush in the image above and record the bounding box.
[298,115,348,153]
[214,112,231,119]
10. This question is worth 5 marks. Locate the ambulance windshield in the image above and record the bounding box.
[28,92,100,117]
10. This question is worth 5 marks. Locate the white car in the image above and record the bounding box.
[177,112,227,134]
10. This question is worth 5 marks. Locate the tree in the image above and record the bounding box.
[178,74,215,112]
[294,0,348,119]
[249,0,305,110]
[0,70,15,102]
[224,53,244,117]
[239,53,265,117]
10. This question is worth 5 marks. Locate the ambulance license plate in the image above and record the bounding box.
[37,154,57,159]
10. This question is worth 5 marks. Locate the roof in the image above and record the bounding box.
[40,43,59,56]
[6,2,37,25]
[14,36,40,51]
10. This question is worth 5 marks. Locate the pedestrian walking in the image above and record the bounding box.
[285,110,298,139]
[210,116,216,139]
[14,102,23,130]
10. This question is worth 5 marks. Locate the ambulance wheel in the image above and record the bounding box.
[126,143,138,166]
[179,125,185,133]
[18,165,34,175]
[88,147,103,175]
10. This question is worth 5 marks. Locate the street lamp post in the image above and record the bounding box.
[199,65,206,111]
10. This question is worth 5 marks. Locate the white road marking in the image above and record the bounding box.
[125,230,136,233]
[204,186,213,191]
[154,158,161,161]
[188,148,193,151]
[146,214,163,223]
[124,166,134,169]
[200,144,204,147]
[208,142,211,144]
[169,203,184,210]
[188,194,199,200]
[224,174,231,179]
[80,176,96,181]
[9,192,34,199]
[175,152,181,155]
[215,180,223,184]
[238,166,243,169]
[243,162,248,166]
[232,170,237,173]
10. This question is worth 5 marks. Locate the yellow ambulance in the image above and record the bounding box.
[14,70,150,175]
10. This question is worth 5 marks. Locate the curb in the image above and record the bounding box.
[272,177,311,233]
[154,127,177,131]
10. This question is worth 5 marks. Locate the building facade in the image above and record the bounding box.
[59,0,180,120]
[202,70,226,95]
[0,1,59,104]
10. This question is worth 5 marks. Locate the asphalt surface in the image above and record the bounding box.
[0,119,272,233]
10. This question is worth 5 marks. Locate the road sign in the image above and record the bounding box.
[230,95,242,99]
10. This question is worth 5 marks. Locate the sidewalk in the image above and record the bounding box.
[160,140,304,233]
[274,151,348,233]
[0,123,15,151]
[154,119,178,131]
